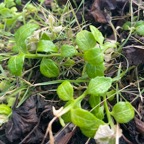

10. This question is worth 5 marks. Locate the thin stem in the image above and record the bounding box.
[25,53,61,59]
[103,95,114,128]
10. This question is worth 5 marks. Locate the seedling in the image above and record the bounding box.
[0,1,135,143]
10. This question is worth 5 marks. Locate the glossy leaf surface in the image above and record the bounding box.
[37,40,58,53]
[111,102,135,123]
[57,81,73,101]
[14,23,39,53]
[8,53,25,76]
[90,25,104,45]
[76,30,96,51]
[40,58,59,78]
[88,76,112,96]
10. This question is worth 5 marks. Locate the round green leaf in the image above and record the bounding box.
[0,104,12,115]
[122,21,131,30]
[8,53,25,76]
[135,20,144,27]
[111,102,135,123]
[37,40,58,53]
[14,23,39,53]
[61,45,77,57]
[86,63,104,78]
[40,58,59,78]
[76,30,96,51]
[84,48,103,66]
[90,25,104,45]
[88,76,112,96]
[57,81,74,101]
[71,108,104,128]
[135,25,144,36]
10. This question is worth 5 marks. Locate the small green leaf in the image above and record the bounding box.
[37,40,58,53]
[106,90,115,101]
[14,23,39,53]
[7,97,16,107]
[103,41,117,51]
[80,127,99,138]
[61,45,77,57]
[40,58,59,78]
[71,108,104,128]
[71,108,104,137]
[135,25,144,36]
[8,53,25,76]
[135,20,144,27]
[92,106,104,120]
[0,104,11,115]
[89,95,101,109]
[89,95,104,120]
[40,32,50,40]
[111,102,135,123]
[57,81,73,101]
[122,21,131,30]
[63,59,75,67]
[84,47,103,66]
[88,76,112,96]
[90,25,104,45]
[76,30,96,51]
[4,0,15,8]
[86,63,104,78]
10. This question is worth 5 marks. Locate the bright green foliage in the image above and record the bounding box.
[0,80,11,92]
[84,47,103,66]
[57,81,74,101]
[61,45,77,57]
[88,76,112,96]
[122,20,144,36]
[89,95,104,120]
[0,104,12,126]
[89,95,101,108]
[122,21,131,30]
[0,104,11,115]
[135,25,144,36]
[90,25,104,45]
[37,40,58,53]
[14,23,39,53]
[111,102,135,123]
[4,0,15,8]
[86,63,104,78]
[40,58,59,78]
[8,53,25,76]
[76,30,96,51]
[71,108,104,137]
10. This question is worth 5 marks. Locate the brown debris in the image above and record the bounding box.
[5,95,52,143]
[123,47,144,65]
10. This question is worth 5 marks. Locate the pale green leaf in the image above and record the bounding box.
[88,76,112,96]
[0,104,11,115]
[57,81,73,101]
[90,25,104,45]
[76,30,96,51]
[71,108,104,128]
[8,53,25,76]
[86,63,104,78]
[111,102,135,123]
[135,25,144,36]
[37,40,58,53]
[84,47,103,66]
[40,58,59,78]
[61,45,77,57]
[14,23,39,53]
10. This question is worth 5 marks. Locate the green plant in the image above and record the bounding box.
[0,1,135,143]
[42,26,134,143]
[123,20,144,36]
